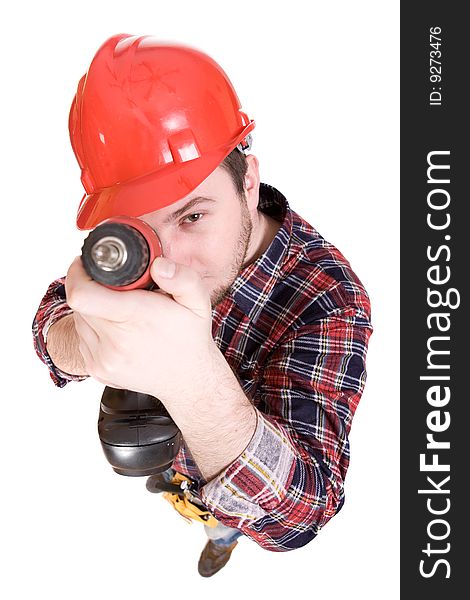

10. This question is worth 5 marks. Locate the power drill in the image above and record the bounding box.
[81,216,181,477]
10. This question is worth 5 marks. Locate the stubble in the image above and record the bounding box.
[210,201,253,308]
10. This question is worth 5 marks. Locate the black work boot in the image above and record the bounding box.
[197,540,238,577]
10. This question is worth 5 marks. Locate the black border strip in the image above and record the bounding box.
[401,3,466,596]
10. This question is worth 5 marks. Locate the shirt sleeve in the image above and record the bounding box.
[32,277,89,388]
[199,304,372,552]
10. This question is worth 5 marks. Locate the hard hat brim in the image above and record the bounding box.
[76,125,254,230]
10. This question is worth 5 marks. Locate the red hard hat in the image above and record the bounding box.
[69,34,255,230]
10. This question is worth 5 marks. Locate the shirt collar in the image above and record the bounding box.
[229,183,293,321]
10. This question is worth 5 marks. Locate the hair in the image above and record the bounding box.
[220,147,248,198]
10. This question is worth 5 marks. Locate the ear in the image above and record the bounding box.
[244,154,260,212]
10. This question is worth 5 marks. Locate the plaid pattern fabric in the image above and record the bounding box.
[32,183,372,552]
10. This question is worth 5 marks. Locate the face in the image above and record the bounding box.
[139,163,257,307]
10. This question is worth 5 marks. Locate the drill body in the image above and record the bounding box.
[81,217,181,476]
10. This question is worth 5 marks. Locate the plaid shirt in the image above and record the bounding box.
[32,183,372,552]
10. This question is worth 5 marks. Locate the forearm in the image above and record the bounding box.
[46,313,88,377]
[162,341,257,482]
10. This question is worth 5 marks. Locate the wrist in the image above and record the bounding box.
[46,313,88,376]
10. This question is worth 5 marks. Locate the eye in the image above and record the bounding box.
[183,213,203,224]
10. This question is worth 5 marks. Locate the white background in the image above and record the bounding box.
[1,1,399,598]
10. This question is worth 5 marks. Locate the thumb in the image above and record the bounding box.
[150,257,211,319]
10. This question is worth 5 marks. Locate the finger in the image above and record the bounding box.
[65,256,141,321]
[150,257,211,319]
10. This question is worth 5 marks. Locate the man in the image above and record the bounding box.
[33,34,372,577]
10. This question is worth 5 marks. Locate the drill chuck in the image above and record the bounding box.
[81,216,162,290]
[90,236,129,272]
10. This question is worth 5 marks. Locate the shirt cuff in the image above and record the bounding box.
[199,408,297,527]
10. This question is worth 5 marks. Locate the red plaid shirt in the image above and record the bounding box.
[33,183,372,551]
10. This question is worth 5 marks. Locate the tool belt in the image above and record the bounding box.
[162,472,219,528]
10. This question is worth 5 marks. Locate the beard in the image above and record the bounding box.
[210,199,253,308]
